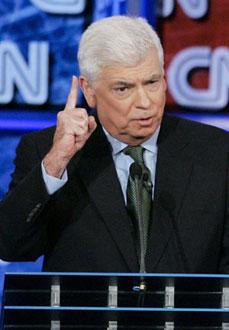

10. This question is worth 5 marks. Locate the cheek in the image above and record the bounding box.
[163,78,167,92]
[97,102,129,129]
[103,100,131,121]
[156,89,166,110]
[160,93,166,108]
[109,109,131,129]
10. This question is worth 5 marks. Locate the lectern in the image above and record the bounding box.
[1,272,229,329]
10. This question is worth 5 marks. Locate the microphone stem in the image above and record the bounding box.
[129,163,147,292]
[135,178,146,275]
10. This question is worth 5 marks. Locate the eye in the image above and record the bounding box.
[147,78,161,91]
[114,86,129,93]
[111,85,132,98]
[112,85,132,97]
[149,79,158,85]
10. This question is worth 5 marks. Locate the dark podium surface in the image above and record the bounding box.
[1,272,229,329]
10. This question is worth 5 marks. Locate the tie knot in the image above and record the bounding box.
[124,145,144,164]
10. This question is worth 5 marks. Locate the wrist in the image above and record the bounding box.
[43,149,70,178]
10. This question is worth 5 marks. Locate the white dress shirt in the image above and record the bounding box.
[104,127,159,203]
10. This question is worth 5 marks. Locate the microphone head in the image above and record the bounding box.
[130,162,142,180]
[142,172,149,182]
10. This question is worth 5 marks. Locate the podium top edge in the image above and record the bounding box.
[3,272,229,278]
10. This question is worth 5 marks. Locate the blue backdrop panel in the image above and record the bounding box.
[0,134,19,199]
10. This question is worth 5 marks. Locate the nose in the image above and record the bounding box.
[135,86,151,109]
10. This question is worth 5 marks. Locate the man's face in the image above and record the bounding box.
[84,48,166,145]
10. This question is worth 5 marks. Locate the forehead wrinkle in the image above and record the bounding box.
[95,50,163,87]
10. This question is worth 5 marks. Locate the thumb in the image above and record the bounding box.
[88,116,97,134]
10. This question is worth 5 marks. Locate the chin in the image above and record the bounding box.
[133,126,155,137]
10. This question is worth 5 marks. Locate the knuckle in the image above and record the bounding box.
[57,111,68,126]
[77,126,88,136]
[57,110,64,119]
[77,108,88,116]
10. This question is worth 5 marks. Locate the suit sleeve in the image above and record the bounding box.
[0,133,53,261]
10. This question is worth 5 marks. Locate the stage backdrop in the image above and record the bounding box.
[0,0,228,301]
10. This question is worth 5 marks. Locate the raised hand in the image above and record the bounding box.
[43,76,97,178]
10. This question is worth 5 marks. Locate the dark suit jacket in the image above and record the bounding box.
[0,115,228,273]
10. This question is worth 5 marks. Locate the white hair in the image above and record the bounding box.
[77,15,164,83]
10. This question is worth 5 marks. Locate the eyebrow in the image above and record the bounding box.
[112,81,134,87]
[111,74,162,86]
[145,73,162,81]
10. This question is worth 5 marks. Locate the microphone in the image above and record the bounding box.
[129,162,147,292]
[159,191,190,273]
[142,171,152,193]
[129,162,142,180]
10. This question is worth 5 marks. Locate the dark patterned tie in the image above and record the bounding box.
[124,146,152,269]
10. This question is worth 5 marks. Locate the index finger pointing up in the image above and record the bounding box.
[65,75,78,111]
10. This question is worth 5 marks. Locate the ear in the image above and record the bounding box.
[79,76,96,108]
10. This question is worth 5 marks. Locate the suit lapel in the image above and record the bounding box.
[146,115,195,272]
[69,126,139,272]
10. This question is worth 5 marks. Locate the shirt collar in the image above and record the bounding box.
[103,126,160,156]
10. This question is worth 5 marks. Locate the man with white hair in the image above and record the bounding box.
[0,16,228,274]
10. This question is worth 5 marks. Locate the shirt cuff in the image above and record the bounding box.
[41,161,68,195]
